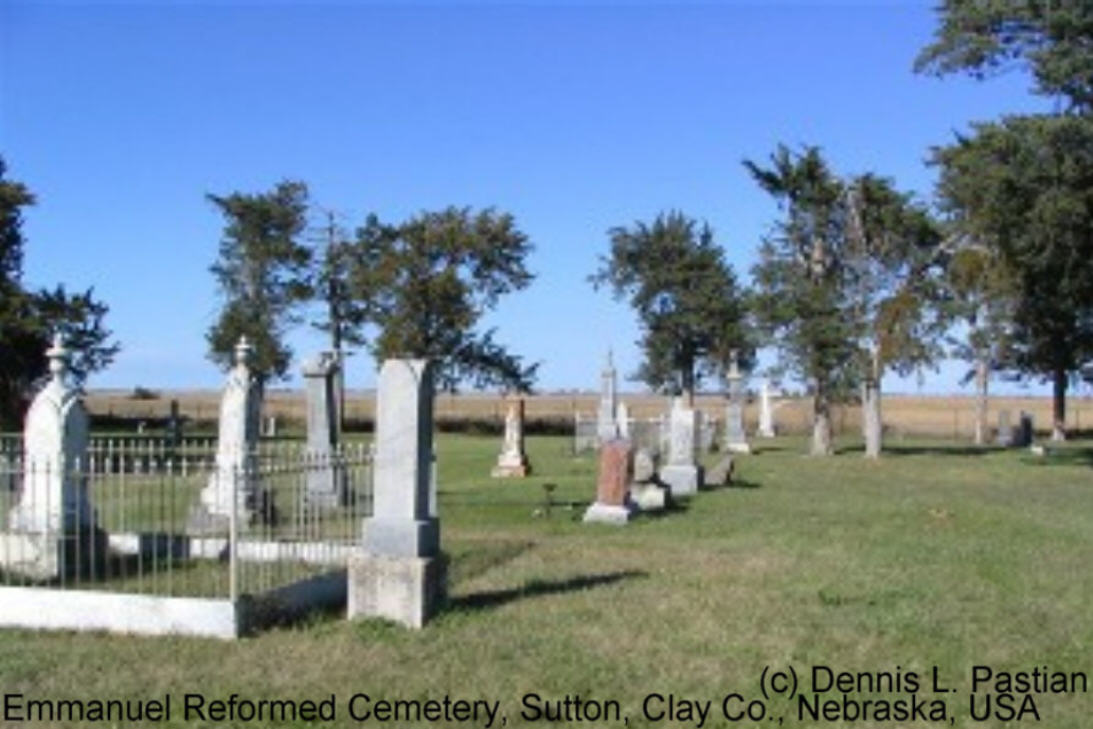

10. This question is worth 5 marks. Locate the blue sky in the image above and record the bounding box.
[0,1,1068,395]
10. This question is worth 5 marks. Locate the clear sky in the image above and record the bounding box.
[0,1,1068,396]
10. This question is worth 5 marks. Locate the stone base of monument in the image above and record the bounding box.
[630,484,667,512]
[347,553,446,629]
[582,501,637,524]
[490,460,530,478]
[305,466,349,509]
[186,487,279,535]
[705,455,734,488]
[659,464,702,497]
[0,528,109,581]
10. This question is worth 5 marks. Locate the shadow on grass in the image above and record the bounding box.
[448,569,647,613]
[747,445,788,455]
[1022,446,1093,468]
[725,478,762,489]
[871,444,998,458]
[447,539,537,585]
[636,499,691,520]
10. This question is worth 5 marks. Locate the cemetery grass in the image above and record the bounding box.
[0,436,1091,728]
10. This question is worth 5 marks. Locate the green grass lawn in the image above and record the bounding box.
[0,434,1090,728]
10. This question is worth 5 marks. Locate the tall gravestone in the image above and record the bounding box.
[1015,412,1034,448]
[995,410,1013,447]
[348,359,444,628]
[4,335,101,579]
[583,439,637,524]
[596,351,619,443]
[492,396,531,477]
[302,352,346,507]
[190,336,264,531]
[616,400,630,440]
[723,351,751,453]
[757,379,776,438]
[658,397,702,497]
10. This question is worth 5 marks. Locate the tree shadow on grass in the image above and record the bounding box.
[725,478,762,489]
[447,569,648,613]
[636,499,691,520]
[447,539,537,585]
[1022,446,1093,468]
[865,444,998,458]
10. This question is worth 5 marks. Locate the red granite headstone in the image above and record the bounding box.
[596,439,631,506]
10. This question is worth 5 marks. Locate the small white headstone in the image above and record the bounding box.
[492,396,531,477]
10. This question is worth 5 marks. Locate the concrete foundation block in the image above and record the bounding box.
[347,553,446,629]
[659,464,701,497]
[631,484,667,511]
[582,502,636,524]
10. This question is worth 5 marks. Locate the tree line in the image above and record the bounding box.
[1,2,1090,457]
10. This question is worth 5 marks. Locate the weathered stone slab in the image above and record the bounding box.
[723,351,751,453]
[302,352,346,507]
[757,379,776,438]
[706,455,734,488]
[659,398,702,496]
[349,359,444,629]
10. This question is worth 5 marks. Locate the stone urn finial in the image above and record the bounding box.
[46,332,69,381]
[234,335,252,367]
[725,349,743,382]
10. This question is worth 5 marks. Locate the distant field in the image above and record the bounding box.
[86,388,1093,440]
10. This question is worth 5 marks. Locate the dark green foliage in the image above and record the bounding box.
[747,145,943,455]
[915,0,1093,111]
[591,211,750,399]
[355,207,537,392]
[746,146,859,402]
[0,158,119,426]
[933,114,1093,429]
[206,180,312,383]
[311,210,370,353]
[940,239,1016,382]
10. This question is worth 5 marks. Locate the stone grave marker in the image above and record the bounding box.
[583,439,637,524]
[348,359,445,628]
[302,352,346,507]
[658,397,702,497]
[492,396,531,477]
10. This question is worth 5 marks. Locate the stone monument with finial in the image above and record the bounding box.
[4,334,101,579]
[190,335,267,531]
[492,395,531,477]
[596,350,619,444]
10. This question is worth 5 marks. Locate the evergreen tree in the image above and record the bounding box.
[206,180,312,386]
[938,235,1017,445]
[933,115,1093,439]
[358,207,537,391]
[915,0,1093,112]
[0,158,118,426]
[591,211,751,403]
[747,146,942,457]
